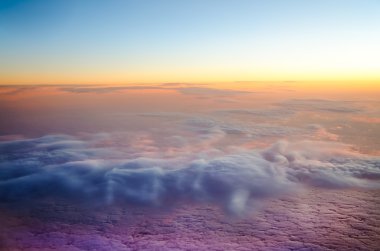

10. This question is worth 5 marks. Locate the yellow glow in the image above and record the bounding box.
[1,69,380,85]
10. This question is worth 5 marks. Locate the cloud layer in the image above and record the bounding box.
[1,135,379,214]
[276,99,363,113]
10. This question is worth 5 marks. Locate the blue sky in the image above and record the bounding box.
[0,0,379,84]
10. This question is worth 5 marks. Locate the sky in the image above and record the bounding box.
[1,2,380,249]
[0,0,380,84]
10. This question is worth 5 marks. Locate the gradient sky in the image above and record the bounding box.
[0,0,379,84]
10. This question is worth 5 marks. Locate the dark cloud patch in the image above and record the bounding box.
[214,108,295,119]
[176,87,251,96]
[1,135,379,214]
[159,83,209,87]
[0,84,99,95]
[0,85,38,95]
[60,86,164,94]
[59,85,252,97]
[138,112,189,119]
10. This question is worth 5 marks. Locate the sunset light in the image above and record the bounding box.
[0,1,379,250]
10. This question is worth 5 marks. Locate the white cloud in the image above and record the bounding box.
[1,135,379,215]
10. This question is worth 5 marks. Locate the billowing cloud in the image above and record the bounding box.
[1,135,379,214]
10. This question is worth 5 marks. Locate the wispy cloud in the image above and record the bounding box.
[59,85,252,97]
[277,99,363,113]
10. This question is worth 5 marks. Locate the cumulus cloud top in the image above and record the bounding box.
[1,135,379,214]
